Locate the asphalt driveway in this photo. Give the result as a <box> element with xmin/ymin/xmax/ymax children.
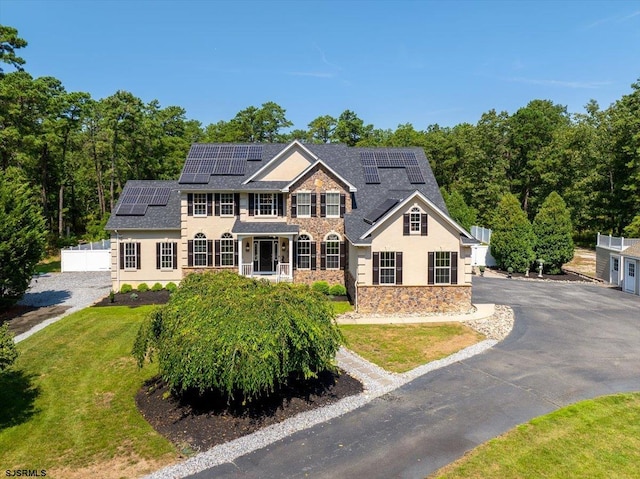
<box><xmin>187</xmin><ymin>277</ymin><xmax>640</xmax><ymax>479</ymax></box>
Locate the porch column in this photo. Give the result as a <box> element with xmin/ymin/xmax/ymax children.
<box><xmin>288</xmin><ymin>234</ymin><xmax>294</xmax><ymax>277</ymax></box>
<box><xmin>237</xmin><ymin>236</ymin><xmax>244</xmax><ymax>276</ymax></box>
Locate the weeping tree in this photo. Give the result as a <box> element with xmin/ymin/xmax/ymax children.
<box><xmin>0</xmin><ymin>323</ymin><xmax>18</xmax><ymax>372</ymax></box>
<box><xmin>490</xmin><ymin>193</ymin><xmax>536</xmax><ymax>272</ymax></box>
<box><xmin>533</xmin><ymin>192</ymin><xmax>574</xmax><ymax>274</ymax></box>
<box><xmin>133</xmin><ymin>272</ymin><xmax>344</xmax><ymax>403</ymax></box>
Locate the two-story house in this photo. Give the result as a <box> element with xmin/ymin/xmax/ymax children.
<box><xmin>106</xmin><ymin>141</ymin><xmax>477</xmax><ymax>313</ymax></box>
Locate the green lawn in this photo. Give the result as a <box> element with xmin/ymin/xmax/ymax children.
<box><xmin>433</xmin><ymin>393</ymin><xmax>640</xmax><ymax>479</ymax></box>
<box><xmin>332</xmin><ymin>300</ymin><xmax>353</xmax><ymax>315</ymax></box>
<box><xmin>0</xmin><ymin>306</ymin><xmax>177</xmax><ymax>478</ymax></box>
<box><xmin>35</xmin><ymin>255</ymin><xmax>61</xmax><ymax>274</ymax></box>
<box><xmin>339</xmin><ymin>323</ymin><xmax>485</xmax><ymax>373</ymax></box>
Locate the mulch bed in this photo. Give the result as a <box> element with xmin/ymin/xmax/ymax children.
<box><xmin>486</xmin><ymin>268</ymin><xmax>591</xmax><ymax>282</ymax></box>
<box><xmin>136</xmin><ymin>370</ymin><xmax>363</xmax><ymax>453</ymax></box>
<box><xmin>93</xmin><ymin>290</ymin><xmax>171</xmax><ymax>307</ymax></box>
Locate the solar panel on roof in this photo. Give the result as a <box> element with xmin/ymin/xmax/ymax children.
<box><xmin>247</xmin><ymin>145</ymin><xmax>262</xmax><ymax>160</ymax></box>
<box><xmin>197</xmin><ymin>158</ymin><xmax>215</xmax><ymax>174</ymax></box>
<box><xmin>188</xmin><ymin>144</ymin><xmax>206</xmax><ymax>158</ymax></box>
<box><xmin>213</xmin><ymin>158</ymin><xmax>230</xmax><ymax>175</ymax></box>
<box><xmin>181</xmin><ymin>159</ymin><xmax>199</xmax><ymax>174</ymax></box>
<box><xmin>138</xmin><ymin>187</ymin><xmax>155</xmax><ymax>205</ymax></box>
<box><xmin>406</xmin><ymin>166</ymin><xmax>426</xmax><ymax>184</ymax></box>
<box><xmin>363</xmin><ymin>165</ymin><xmax>381</xmax><ymax>184</ymax></box>
<box><xmin>193</xmin><ymin>173</ymin><xmax>211</xmax><ymax>183</ymax></box>
<box><xmin>360</xmin><ymin>151</ymin><xmax>375</xmax><ymax>161</ymax></box>
<box><xmin>179</xmin><ymin>174</ymin><xmax>196</xmax><ymax>184</ymax></box>
<box><xmin>233</xmin><ymin>145</ymin><xmax>249</xmax><ymax>159</ymax></box>
<box><xmin>150</xmin><ymin>188</ymin><xmax>171</xmax><ymax>206</ymax></box>
<box><xmin>229</xmin><ymin>160</ymin><xmax>246</xmax><ymax>175</ymax></box>
<box><xmin>363</xmin><ymin>198</ymin><xmax>399</xmax><ymax>225</ymax></box>
<box><xmin>402</xmin><ymin>151</ymin><xmax>418</xmax><ymax>164</ymax></box>
<box><xmin>218</xmin><ymin>145</ymin><xmax>234</xmax><ymax>157</ymax></box>
<box><xmin>120</xmin><ymin>187</ymin><xmax>141</xmax><ymax>203</ymax></box>
<box><xmin>130</xmin><ymin>204</ymin><xmax>148</xmax><ymax>215</ymax></box>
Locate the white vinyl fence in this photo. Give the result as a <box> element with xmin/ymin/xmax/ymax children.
<box><xmin>61</xmin><ymin>240</ymin><xmax>111</xmax><ymax>272</ymax></box>
<box><xmin>470</xmin><ymin>226</ymin><xmax>496</xmax><ymax>267</ymax></box>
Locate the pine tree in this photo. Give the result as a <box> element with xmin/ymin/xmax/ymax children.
<box><xmin>441</xmin><ymin>188</ymin><xmax>478</xmax><ymax>231</ymax></box>
<box><xmin>533</xmin><ymin>192</ymin><xmax>574</xmax><ymax>274</ymax></box>
<box><xmin>490</xmin><ymin>193</ymin><xmax>536</xmax><ymax>272</ymax></box>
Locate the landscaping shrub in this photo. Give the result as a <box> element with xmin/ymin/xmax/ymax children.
<box><xmin>490</xmin><ymin>193</ymin><xmax>535</xmax><ymax>272</ymax></box>
<box><xmin>311</xmin><ymin>281</ymin><xmax>330</xmax><ymax>295</ymax></box>
<box><xmin>133</xmin><ymin>271</ymin><xmax>344</xmax><ymax>402</ymax></box>
<box><xmin>151</xmin><ymin>282</ymin><xmax>163</xmax><ymax>292</ymax></box>
<box><xmin>329</xmin><ymin>284</ymin><xmax>347</xmax><ymax>296</ymax></box>
<box><xmin>137</xmin><ymin>283</ymin><xmax>149</xmax><ymax>292</ymax></box>
<box><xmin>165</xmin><ymin>282</ymin><xmax>178</xmax><ymax>293</ymax></box>
<box><xmin>533</xmin><ymin>192</ymin><xmax>574</xmax><ymax>274</ymax></box>
<box><xmin>120</xmin><ymin>284</ymin><xmax>133</xmax><ymax>294</ymax></box>
<box><xmin>0</xmin><ymin>323</ymin><xmax>18</xmax><ymax>372</ymax></box>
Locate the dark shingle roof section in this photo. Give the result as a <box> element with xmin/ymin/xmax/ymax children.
<box><xmin>106</xmin><ymin>180</ymin><xmax>181</xmax><ymax>230</ymax></box>
<box><xmin>232</xmin><ymin>221</ymin><xmax>299</xmax><ymax>235</ymax></box>
<box><xmin>106</xmin><ymin>143</ymin><xmax>449</xmax><ymax>238</ymax></box>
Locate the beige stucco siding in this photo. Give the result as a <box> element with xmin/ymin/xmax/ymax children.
<box><xmin>259</xmin><ymin>149</ymin><xmax>313</xmax><ymax>181</ymax></box>
<box><xmin>359</xmin><ymin>199</ymin><xmax>465</xmax><ymax>286</ymax></box>
<box><xmin>110</xmin><ymin>230</ymin><xmax>182</xmax><ymax>290</ymax></box>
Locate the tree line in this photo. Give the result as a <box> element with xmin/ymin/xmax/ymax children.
<box><xmin>2</xmin><ymin>25</ymin><xmax>640</xmax><ymax>249</ymax></box>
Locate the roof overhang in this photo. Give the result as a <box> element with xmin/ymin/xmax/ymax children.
<box><xmin>359</xmin><ymin>190</ymin><xmax>473</xmax><ymax>240</ymax></box>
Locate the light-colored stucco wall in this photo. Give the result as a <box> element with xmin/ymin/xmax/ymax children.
<box><xmin>259</xmin><ymin>148</ymin><xmax>313</xmax><ymax>181</ymax></box>
<box><xmin>358</xmin><ymin>198</ymin><xmax>466</xmax><ymax>286</ymax></box>
<box><xmin>110</xmin><ymin>230</ymin><xmax>182</xmax><ymax>290</ymax></box>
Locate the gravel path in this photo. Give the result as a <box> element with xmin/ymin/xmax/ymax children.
<box><xmin>14</xmin><ymin>271</ymin><xmax>111</xmax><ymax>343</ymax></box>
<box><xmin>146</xmin><ymin>306</ymin><xmax>514</xmax><ymax>479</ymax></box>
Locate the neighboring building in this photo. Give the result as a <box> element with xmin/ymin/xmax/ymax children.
<box><xmin>106</xmin><ymin>141</ymin><xmax>477</xmax><ymax>313</ymax></box>
<box><xmin>595</xmin><ymin>233</ymin><xmax>640</xmax><ymax>295</ymax></box>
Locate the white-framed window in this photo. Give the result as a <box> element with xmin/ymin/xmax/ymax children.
<box><xmin>124</xmin><ymin>242</ymin><xmax>138</xmax><ymax>270</ymax></box>
<box><xmin>220</xmin><ymin>193</ymin><xmax>235</xmax><ymax>216</ymax></box>
<box><xmin>297</xmin><ymin>234</ymin><xmax>311</xmax><ymax>269</ymax></box>
<box><xmin>379</xmin><ymin>251</ymin><xmax>396</xmax><ymax>284</ymax></box>
<box><xmin>297</xmin><ymin>192</ymin><xmax>311</xmax><ymax>217</ymax></box>
<box><xmin>194</xmin><ymin>233</ymin><xmax>208</xmax><ymax>267</ymax></box>
<box><xmin>435</xmin><ymin>251</ymin><xmax>451</xmax><ymax>284</ymax></box>
<box><xmin>325</xmin><ymin>233</ymin><xmax>340</xmax><ymax>270</ymax></box>
<box><xmin>326</xmin><ymin>192</ymin><xmax>340</xmax><ymax>218</ymax></box>
<box><xmin>410</xmin><ymin>207</ymin><xmax>421</xmax><ymax>233</ymax></box>
<box><xmin>257</xmin><ymin>193</ymin><xmax>276</xmax><ymax>216</ymax></box>
<box><xmin>193</xmin><ymin>193</ymin><xmax>207</xmax><ymax>217</ymax></box>
<box><xmin>630</xmin><ymin>262</ymin><xmax>636</xmax><ymax>278</ymax></box>
<box><xmin>613</xmin><ymin>257</ymin><xmax>619</xmax><ymax>272</ymax></box>
<box><xmin>221</xmin><ymin>232</ymin><xmax>234</xmax><ymax>266</ymax></box>
<box><xmin>159</xmin><ymin>242</ymin><xmax>174</xmax><ymax>269</ymax></box>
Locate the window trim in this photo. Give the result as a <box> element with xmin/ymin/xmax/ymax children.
<box><xmin>434</xmin><ymin>251</ymin><xmax>451</xmax><ymax>284</ymax></box>
<box><xmin>122</xmin><ymin>242</ymin><xmax>139</xmax><ymax>270</ymax></box>
<box><xmin>193</xmin><ymin>233</ymin><xmax>208</xmax><ymax>267</ymax></box>
<box><xmin>219</xmin><ymin>193</ymin><xmax>235</xmax><ymax>217</ymax></box>
<box><xmin>325</xmin><ymin>191</ymin><xmax>340</xmax><ymax>218</ymax></box>
<box><xmin>158</xmin><ymin>242</ymin><xmax>176</xmax><ymax>270</ymax></box>
<box><xmin>296</xmin><ymin>234</ymin><xmax>312</xmax><ymax>270</ymax></box>
<box><xmin>192</xmin><ymin>193</ymin><xmax>208</xmax><ymax>217</ymax></box>
<box><xmin>378</xmin><ymin>251</ymin><xmax>396</xmax><ymax>285</ymax></box>
<box><xmin>410</xmin><ymin>207</ymin><xmax>421</xmax><ymax>234</ymax></box>
<box><xmin>296</xmin><ymin>192</ymin><xmax>312</xmax><ymax>218</ymax></box>
<box><xmin>324</xmin><ymin>233</ymin><xmax>341</xmax><ymax>270</ymax></box>
<box><xmin>220</xmin><ymin>233</ymin><xmax>235</xmax><ymax>267</ymax></box>
<box><xmin>256</xmin><ymin>193</ymin><xmax>277</xmax><ymax>216</ymax></box>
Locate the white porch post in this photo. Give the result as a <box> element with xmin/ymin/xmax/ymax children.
<box><xmin>288</xmin><ymin>234</ymin><xmax>293</xmax><ymax>278</ymax></box>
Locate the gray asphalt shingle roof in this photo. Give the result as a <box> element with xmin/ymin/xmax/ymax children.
<box><xmin>106</xmin><ymin>143</ymin><xmax>448</xmax><ymax>237</ymax></box>
<box><xmin>232</xmin><ymin>221</ymin><xmax>299</xmax><ymax>235</ymax></box>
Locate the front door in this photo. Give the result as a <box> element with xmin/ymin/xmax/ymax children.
<box><xmin>254</xmin><ymin>239</ymin><xmax>277</xmax><ymax>273</ymax></box>
<box><xmin>624</xmin><ymin>259</ymin><xmax>636</xmax><ymax>293</ymax></box>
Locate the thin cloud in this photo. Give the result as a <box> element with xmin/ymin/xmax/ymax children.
<box><xmin>584</xmin><ymin>9</ymin><xmax>640</xmax><ymax>29</ymax></box>
<box><xmin>313</xmin><ymin>43</ymin><xmax>342</xmax><ymax>71</ymax></box>
<box><xmin>287</xmin><ymin>71</ymin><xmax>335</xmax><ymax>78</ymax></box>
<box><xmin>505</xmin><ymin>77</ymin><xmax>612</xmax><ymax>89</ymax></box>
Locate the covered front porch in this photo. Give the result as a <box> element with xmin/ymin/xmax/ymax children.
<box><xmin>233</xmin><ymin>221</ymin><xmax>299</xmax><ymax>283</ymax></box>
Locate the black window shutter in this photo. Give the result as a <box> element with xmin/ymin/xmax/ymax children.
<box><xmin>187</xmin><ymin>193</ymin><xmax>193</xmax><ymax>216</ymax></box>
<box><xmin>172</xmin><ymin>242</ymin><xmax>178</xmax><ymax>269</ymax></box>
<box><xmin>403</xmin><ymin>214</ymin><xmax>410</xmax><ymax>236</ymax></box>
<box><xmin>340</xmin><ymin>242</ymin><xmax>346</xmax><ymax>270</ymax></box>
<box><xmin>234</xmin><ymin>193</ymin><xmax>240</xmax><ymax>216</ymax></box>
<box><xmin>428</xmin><ymin>252</ymin><xmax>435</xmax><ymax>285</ymax></box>
<box><xmin>340</xmin><ymin>194</ymin><xmax>346</xmax><ymax>217</ymax></box>
<box><xmin>119</xmin><ymin>243</ymin><xmax>124</xmax><ymax>270</ymax></box>
<box><xmin>214</xmin><ymin>240</ymin><xmax>221</xmax><ymax>267</ymax></box>
<box><xmin>372</xmin><ymin>252</ymin><xmax>380</xmax><ymax>285</ymax></box>
<box><xmin>214</xmin><ymin>193</ymin><xmax>220</xmax><ymax>216</ymax></box>
<box><xmin>234</xmin><ymin>241</ymin><xmax>238</xmax><ymax>266</ymax></box>
<box><xmin>310</xmin><ymin>193</ymin><xmax>317</xmax><ymax>217</ymax></box>
<box><xmin>206</xmin><ymin>240</ymin><xmax>213</xmax><ymax>267</ymax></box>
<box><xmin>293</xmin><ymin>241</ymin><xmax>298</xmax><ymax>270</ymax></box>
<box><xmin>291</xmin><ymin>194</ymin><xmax>297</xmax><ymax>218</ymax></box>
<box><xmin>421</xmin><ymin>214</ymin><xmax>428</xmax><ymax>236</ymax></box>
<box><xmin>206</xmin><ymin>193</ymin><xmax>213</xmax><ymax>216</ymax></box>
<box><xmin>277</xmin><ymin>194</ymin><xmax>284</xmax><ymax>217</ymax></box>
<box><xmin>451</xmin><ymin>252</ymin><xmax>458</xmax><ymax>284</ymax></box>
<box><xmin>156</xmin><ymin>243</ymin><xmax>160</xmax><ymax>269</ymax></box>
<box><xmin>187</xmin><ymin>240</ymin><xmax>193</xmax><ymax>267</ymax></box>
<box><xmin>320</xmin><ymin>242</ymin><xmax>326</xmax><ymax>270</ymax></box>
<box><xmin>320</xmin><ymin>193</ymin><xmax>326</xmax><ymax>217</ymax></box>
<box><xmin>136</xmin><ymin>242</ymin><xmax>141</xmax><ymax>269</ymax></box>
<box><xmin>310</xmin><ymin>241</ymin><xmax>317</xmax><ymax>270</ymax></box>
<box><xmin>396</xmin><ymin>252</ymin><xmax>403</xmax><ymax>285</ymax></box>
<box><xmin>248</xmin><ymin>193</ymin><xmax>255</xmax><ymax>216</ymax></box>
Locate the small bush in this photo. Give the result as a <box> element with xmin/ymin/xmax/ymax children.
<box><xmin>0</xmin><ymin>323</ymin><xmax>18</xmax><ymax>373</ymax></box>
<box><xmin>108</xmin><ymin>290</ymin><xmax>115</xmax><ymax>303</ymax></box>
<box><xmin>329</xmin><ymin>284</ymin><xmax>347</xmax><ymax>296</ymax></box>
<box><xmin>130</xmin><ymin>292</ymin><xmax>139</xmax><ymax>300</ymax></box>
<box><xmin>133</xmin><ymin>272</ymin><xmax>343</xmax><ymax>403</ymax></box>
<box><xmin>137</xmin><ymin>283</ymin><xmax>149</xmax><ymax>292</ymax></box>
<box><xmin>165</xmin><ymin>282</ymin><xmax>178</xmax><ymax>293</ymax></box>
<box><xmin>120</xmin><ymin>284</ymin><xmax>133</xmax><ymax>294</ymax></box>
<box><xmin>311</xmin><ymin>281</ymin><xmax>330</xmax><ymax>295</ymax></box>
<box><xmin>151</xmin><ymin>282</ymin><xmax>163</xmax><ymax>292</ymax></box>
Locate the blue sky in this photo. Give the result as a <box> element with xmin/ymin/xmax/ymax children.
<box><xmin>2</xmin><ymin>0</ymin><xmax>640</xmax><ymax>130</ymax></box>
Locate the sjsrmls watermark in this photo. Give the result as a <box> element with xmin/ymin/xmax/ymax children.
<box><xmin>5</xmin><ymin>471</ymin><xmax>46</xmax><ymax>477</ymax></box>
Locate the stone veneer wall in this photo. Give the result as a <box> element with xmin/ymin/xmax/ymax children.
<box><xmin>293</xmin><ymin>269</ymin><xmax>345</xmax><ymax>286</ymax></box>
<box><xmin>356</xmin><ymin>285</ymin><xmax>472</xmax><ymax>314</ymax></box>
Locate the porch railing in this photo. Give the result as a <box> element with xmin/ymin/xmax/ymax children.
<box><xmin>241</xmin><ymin>263</ymin><xmax>253</xmax><ymax>277</ymax></box>
<box><xmin>277</xmin><ymin>263</ymin><xmax>292</xmax><ymax>282</ymax></box>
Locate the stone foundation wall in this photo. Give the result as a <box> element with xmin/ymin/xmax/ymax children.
<box><xmin>293</xmin><ymin>269</ymin><xmax>345</xmax><ymax>286</ymax></box>
<box><xmin>356</xmin><ymin>285</ymin><xmax>472</xmax><ymax>314</ymax></box>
